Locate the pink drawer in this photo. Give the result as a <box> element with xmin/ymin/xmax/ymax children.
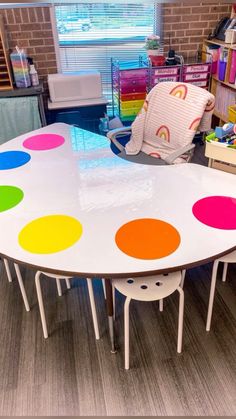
<box><xmin>152</xmin><ymin>67</ymin><xmax>179</xmax><ymax>76</ymax></box>
<box><xmin>188</xmin><ymin>80</ymin><xmax>208</xmax><ymax>88</ymax></box>
<box><xmin>183</xmin><ymin>73</ymin><xmax>208</xmax><ymax>81</ymax></box>
<box><xmin>184</xmin><ymin>64</ymin><xmax>211</xmax><ymax>73</ymax></box>
<box><xmin>119</xmin><ymin>69</ymin><xmax>148</xmax><ymax>79</ymax></box>
<box><xmin>120</xmin><ymin>84</ymin><xmax>147</xmax><ymax>94</ymax></box>
<box><xmin>119</xmin><ymin>79</ymin><xmax>147</xmax><ymax>94</ymax></box>
<box><xmin>152</xmin><ymin>75</ymin><xmax>180</xmax><ymax>84</ymax></box>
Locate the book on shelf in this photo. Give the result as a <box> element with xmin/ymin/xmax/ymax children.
<box><xmin>215</xmin><ymin>83</ymin><xmax>236</xmax><ymax>119</ymax></box>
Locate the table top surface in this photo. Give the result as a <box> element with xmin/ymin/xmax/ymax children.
<box><xmin>0</xmin><ymin>123</ymin><xmax>235</xmax><ymax>278</ymax></box>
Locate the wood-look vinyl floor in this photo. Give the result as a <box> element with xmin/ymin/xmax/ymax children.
<box><xmin>0</xmin><ymin>143</ymin><xmax>235</xmax><ymax>416</ymax></box>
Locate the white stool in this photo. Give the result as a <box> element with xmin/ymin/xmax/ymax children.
<box><xmin>35</xmin><ymin>271</ymin><xmax>100</xmax><ymax>340</ymax></box>
<box><xmin>113</xmin><ymin>272</ymin><xmax>184</xmax><ymax>370</ymax></box>
<box><xmin>2</xmin><ymin>259</ymin><xmax>71</xmax><ymax>313</ymax></box>
<box><xmin>206</xmin><ymin>250</ymin><xmax>236</xmax><ymax>332</ymax></box>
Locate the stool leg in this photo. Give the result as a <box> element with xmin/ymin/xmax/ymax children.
<box><xmin>159</xmin><ymin>299</ymin><xmax>163</xmax><ymax>312</ymax></box>
<box><xmin>177</xmin><ymin>286</ymin><xmax>184</xmax><ymax>353</ymax></box>
<box><xmin>222</xmin><ymin>262</ymin><xmax>228</xmax><ymax>283</ymax></box>
<box><xmin>180</xmin><ymin>269</ymin><xmax>186</xmax><ymax>288</ymax></box>
<box><xmin>65</xmin><ymin>278</ymin><xmax>71</xmax><ymax>289</ymax></box>
<box><xmin>206</xmin><ymin>260</ymin><xmax>219</xmax><ymax>332</ymax></box>
<box><xmin>56</xmin><ymin>278</ymin><xmax>62</xmax><ymax>297</ymax></box>
<box><xmin>35</xmin><ymin>271</ymin><xmax>48</xmax><ymax>339</ymax></box>
<box><xmin>14</xmin><ymin>263</ymin><xmax>30</xmax><ymax>312</ymax></box>
<box><xmin>102</xmin><ymin>278</ymin><xmax>106</xmax><ymax>299</ymax></box>
<box><xmin>124</xmin><ymin>297</ymin><xmax>131</xmax><ymax>370</ymax></box>
<box><xmin>86</xmin><ymin>278</ymin><xmax>100</xmax><ymax>340</ymax></box>
<box><xmin>112</xmin><ymin>284</ymin><xmax>116</xmax><ymax>320</ymax></box>
<box><xmin>3</xmin><ymin>259</ymin><xmax>13</xmax><ymax>283</ymax></box>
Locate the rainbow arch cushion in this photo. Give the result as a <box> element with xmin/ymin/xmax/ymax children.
<box><xmin>125</xmin><ymin>81</ymin><xmax>215</xmax><ymax>163</ymax></box>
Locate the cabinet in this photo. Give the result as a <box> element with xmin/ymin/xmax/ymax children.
<box><xmin>203</xmin><ymin>38</ymin><xmax>236</xmax><ymax>124</ymax></box>
<box><xmin>0</xmin><ymin>15</ymin><xmax>13</xmax><ymax>91</ymax></box>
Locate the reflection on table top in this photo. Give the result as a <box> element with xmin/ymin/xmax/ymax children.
<box><xmin>0</xmin><ymin>122</ymin><xmax>235</xmax><ymax>278</ymax></box>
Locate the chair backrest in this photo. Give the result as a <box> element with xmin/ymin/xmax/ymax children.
<box><xmin>126</xmin><ymin>82</ymin><xmax>215</xmax><ymax>162</ymax></box>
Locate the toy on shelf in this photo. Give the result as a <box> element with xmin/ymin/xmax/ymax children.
<box><xmin>206</xmin><ymin>122</ymin><xmax>236</xmax><ymax>148</ymax></box>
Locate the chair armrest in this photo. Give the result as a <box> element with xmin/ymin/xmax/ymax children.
<box><xmin>164</xmin><ymin>143</ymin><xmax>195</xmax><ymax>165</ymax></box>
<box><xmin>106</xmin><ymin>127</ymin><xmax>132</xmax><ymax>152</ymax></box>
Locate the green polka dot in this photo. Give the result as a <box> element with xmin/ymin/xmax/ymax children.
<box><xmin>0</xmin><ymin>186</ymin><xmax>24</xmax><ymax>212</ymax></box>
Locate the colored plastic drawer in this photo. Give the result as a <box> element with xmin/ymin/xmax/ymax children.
<box><xmin>183</xmin><ymin>72</ymin><xmax>208</xmax><ymax>81</ymax></box>
<box><xmin>152</xmin><ymin>67</ymin><xmax>179</xmax><ymax>76</ymax></box>
<box><xmin>119</xmin><ymin>69</ymin><xmax>148</xmax><ymax>79</ymax></box>
<box><xmin>152</xmin><ymin>75</ymin><xmax>179</xmax><ymax>84</ymax></box>
<box><xmin>188</xmin><ymin>80</ymin><xmax>208</xmax><ymax>87</ymax></box>
<box><xmin>120</xmin><ymin>108</ymin><xmax>140</xmax><ymax>117</ymax></box>
<box><xmin>120</xmin><ymin>99</ymin><xmax>144</xmax><ymax>109</ymax></box>
<box><xmin>120</xmin><ymin>83</ymin><xmax>147</xmax><ymax>94</ymax></box>
<box><xmin>120</xmin><ymin>92</ymin><xmax>146</xmax><ymax>101</ymax></box>
<box><xmin>184</xmin><ymin>64</ymin><xmax>210</xmax><ymax>73</ymax></box>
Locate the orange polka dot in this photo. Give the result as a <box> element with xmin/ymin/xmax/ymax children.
<box><xmin>115</xmin><ymin>218</ymin><xmax>181</xmax><ymax>260</ymax></box>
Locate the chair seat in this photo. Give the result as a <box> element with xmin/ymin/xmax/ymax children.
<box><xmin>113</xmin><ymin>272</ymin><xmax>182</xmax><ymax>301</ymax></box>
<box><xmin>114</xmin><ymin>150</ymin><xmax>168</xmax><ymax>165</ymax></box>
<box><xmin>41</xmin><ymin>271</ymin><xmax>72</xmax><ymax>280</ymax></box>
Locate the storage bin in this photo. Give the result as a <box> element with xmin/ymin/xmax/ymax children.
<box><xmin>120</xmin><ymin>92</ymin><xmax>146</xmax><ymax>101</ymax></box>
<box><xmin>119</xmin><ymin>99</ymin><xmax>145</xmax><ymax>110</ymax></box>
<box><xmin>228</xmin><ymin>104</ymin><xmax>236</xmax><ymax>123</ymax></box>
<box><xmin>152</xmin><ymin>75</ymin><xmax>179</xmax><ymax>84</ymax></box>
<box><xmin>10</xmin><ymin>49</ymin><xmax>31</xmax><ymax>88</ymax></box>
<box><xmin>119</xmin><ymin>69</ymin><xmax>148</xmax><ymax>79</ymax></box>
<box><xmin>153</xmin><ymin>67</ymin><xmax>178</xmax><ymax>75</ymax></box>
<box><xmin>183</xmin><ymin>64</ymin><xmax>210</xmax><ymax>73</ymax></box>
<box><xmin>183</xmin><ymin>72</ymin><xmax>208</xmax><ymax>81</ymax></box>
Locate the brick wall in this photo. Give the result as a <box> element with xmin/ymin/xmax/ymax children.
<box><xmin>163</xmin><ymin>2</ymin><xmax>232</xmax><ymax>58</ymax></box>
<box><xmin>0</xmin><ymin>6</ymin><xmax>57</xmax><ymax>90</ymax></box>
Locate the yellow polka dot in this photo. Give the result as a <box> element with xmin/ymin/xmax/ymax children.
<box><xmin>19</xmin><ymin>215</ymin><xmax>83</xmax><ymax>254</ymax></box>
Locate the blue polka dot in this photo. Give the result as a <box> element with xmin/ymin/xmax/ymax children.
<box><xmin>0</xmin><ymin>151</ymin><xmax>31</xmax><ymax>170</ymax></box>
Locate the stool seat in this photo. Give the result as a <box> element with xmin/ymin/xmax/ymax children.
<box><xmin>216</xmin><ymin>250</ymin><xmax>236</xmax><ymax>263</ymax></box>
<box><xmin>113</xmin><ymin>272</ymin><xmax>182</xmax><ymax>302</ymax></box>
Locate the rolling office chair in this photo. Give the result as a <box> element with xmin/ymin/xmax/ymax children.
<box><xmin>107</xmin><ymin>82</ymin><xmax>215</xmax><ymax>165</ymax></box>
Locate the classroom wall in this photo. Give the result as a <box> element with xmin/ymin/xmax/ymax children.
<box><xmin>163</xmin><ymin>2</ymin><xmax>232</xmax><ymax>58</ymax></box>
<box><xmin>0</xmin><ymin>2</ymin><xmax>233</xmax><ymax>87</ymax></box>
<box><xmin>0</xmin><ymin>6</ymin><xmax>57</xmax><ymax>87</ymax></box>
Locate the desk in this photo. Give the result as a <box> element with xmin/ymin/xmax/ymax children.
<box><xmin>0</xmin><ymin>82</ymin><xmax>46</xmax><ymax>126</ymax></box>
<box><xmin>0</xmin><ymin>123</ymin><xmax>235</xmax><ymax>351</ymax></box>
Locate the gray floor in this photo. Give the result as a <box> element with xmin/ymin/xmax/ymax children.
<box><xmin>0</xmin><ymin>143</ymin><xmax>235</xmax><ymax>416</ymax></box>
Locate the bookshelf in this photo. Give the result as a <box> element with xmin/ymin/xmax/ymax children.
<box><xmin>203</xmin><ymin>38</ymin><xmax>236</xmax><ymax>125</ymax></box>
<box><xmin>0</xmin><ymin>15</ymin><xmax>13</xmax><ymax>91</ymax></box>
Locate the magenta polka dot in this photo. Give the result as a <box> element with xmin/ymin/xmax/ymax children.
<box><xmin>192</xmin><ymin>196</ymin><xmax>236</xmax><ymax>230</ymax></box>
<box><xmin>23</xmin><ymin>134</ymin><xmax>65</xmax><ymax>151</ymax></box>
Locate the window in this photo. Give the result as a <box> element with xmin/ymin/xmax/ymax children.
<box><xmin>54</xmin><ymin>2</ymin><xmax>161</xmax><ymax>101</ymax></box>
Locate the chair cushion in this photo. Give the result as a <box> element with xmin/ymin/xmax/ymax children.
<box><xmin>125</xmin><ymin>82</ymin><xmax>215</xmax><ymax>163</ymax></box>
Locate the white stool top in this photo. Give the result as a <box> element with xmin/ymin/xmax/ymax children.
<box><xmin>216</xmin><ymin>250</ymin><xmax>236</xmax><ymax>263</ymax></box>
<box><xmin>113</xmin><ymin>272</ymin><xmax>182</xmax><ymax>301</ymax></box>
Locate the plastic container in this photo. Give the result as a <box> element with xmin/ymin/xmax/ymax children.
<box><xmin>10</xmin><ymin>48</ymin><xmax>31</xmax><ymax>88</ymax></box>
<box><xmin>228</xmin><ymin>104</ymin><xmax>236</xmax><ymax>123</ymax></box>
<box><xmin>29</xmin><ymin>64</ymin><xmax>39</xmax><ymax>87</ymax></box>
<box><xmin>218</xmin><ymin>60</ymin><xmax>227</xmax><ymax>81</ymax></box>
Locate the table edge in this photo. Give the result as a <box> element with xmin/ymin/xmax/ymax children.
<box><xmin>1</xmin><ymin>245</ymin><xmax>236</xmax><ymax>279</ymax></box>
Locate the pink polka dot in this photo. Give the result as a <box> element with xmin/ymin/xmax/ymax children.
<box><xmin>192</xmin><ymin>196</ymin><xmax>236</xmax><ymax>230</ymax></box>
<box><xmin>23</xmin><ymin>134</ymin><xmax>65</xmax><ymax>151</ymax></box>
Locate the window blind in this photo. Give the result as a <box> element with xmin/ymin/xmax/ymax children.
<box><xmin>54</xmin><ymin>2</ymin><xmax>162</xmax><ymax>100</ymax></box>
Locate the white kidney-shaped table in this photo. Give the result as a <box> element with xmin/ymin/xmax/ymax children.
<box><xmin>0</xmin><ymin>122</ymin><xmax>235</xmax><ymax>351</ymax></box>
